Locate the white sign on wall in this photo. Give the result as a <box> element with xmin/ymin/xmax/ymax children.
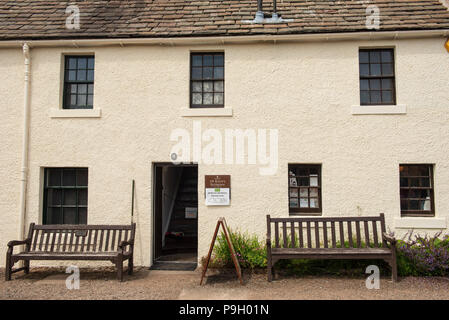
<box><xmin>205</xmin><ymin>175</ymin><xmax>231</xmax><ymax>206</ymax></box>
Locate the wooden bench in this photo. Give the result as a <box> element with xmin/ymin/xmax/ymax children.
<box><xmin>5</xmin><ymin>223</ymin><xmax>136</xmax><ymax>282</ymax></box>
<box><xmin>266</xmin><ymin>214</ymin><xmax>397</xmax><ymax>282</ymax></box>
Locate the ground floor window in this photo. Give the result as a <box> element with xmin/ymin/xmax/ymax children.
<box><xmin>400</xmin><ymin>164</ymin><xmax>434</xmax><ymax>217</ymax></box>
<box><xmin>288</xmin><ymin>164</ymin><xmax>322</xmax><ymax>214</ymax></box>
<box><xmin>43</xmin><ymin>168</ymin><xmax>88</xmax><ymax>224</ymax></box>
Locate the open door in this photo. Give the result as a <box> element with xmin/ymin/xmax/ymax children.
<box><xmin>152</xmin><ymin>163</ymin><xmax>198</xmax><ymax>270</ymax></box>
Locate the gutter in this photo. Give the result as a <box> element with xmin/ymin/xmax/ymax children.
<box><xmin>0</xmin><ymin>29</ymin><xmax>448</xmax><ymax>48</ymax></box>
<box><xmin>19</xmin><ymin>43</ymin><xmax>31</xmax><ymax>240</ymax></box>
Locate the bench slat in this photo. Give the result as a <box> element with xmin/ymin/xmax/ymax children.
<box><xmin>306</xmin><ymin>221</ymin><xmax>312</xmax><ymax>249</ymax></box>
<box><xmin>331</xmin><ymin>221</ymin><xmax>336</xmax><ymax>248</ymax></box>
<box><xmin>347</xmin><ymin>221</ymin><xmax>353</xmax><ymax>248</ymax></box>
<box><xmin>274</xmin><ymin>222</ymin><xmax>279</xmax><ymax>248</ymax></box>
<box><xmin>298</xmin><ymin>221</ymin><xmax>303</xmax><ymax>248</ymax></box>
<box><xmin>323</xmin><ymin>221</ymin><xmax>328</xmax><ymax>248</ymax></box>
<box><xmin>339</xmin><ymin>221</ymin><xmax>344</xmax><ymax>248</ymax></box>
<box><xmin>282</xmin><ymin>222</ymin><xmax>287</xmax><ymax>248</ymax></box>
<box><xmin>372</xmin><ymin>221</ymin><xmax>379</xmax><ymax>247</ymax></box>
<box><xmin>314</xmin><ymin>221</ymin><xmax>320</xmax><ymax>248</ymax></box>
<box><xmin>364</xmin><ymin>221</ymin><xmax>370</xmax><ymax>248</ymax></box>
<box><xmin>355</xmin><ymin>221</ymin><xmax>361</xmax><ymax>248</ymax></box>
<box><xmin>290</xmin><ymin>222</ymin><xmax>295</xmax><ymax>248</ymax></box>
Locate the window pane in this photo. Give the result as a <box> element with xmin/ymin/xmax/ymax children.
<box><xmin>48</xmin><ymin>207</ymin><xmax>62</xmax><ymax>224</ymax></box>
<box><xmin>370</xmin><ymin>64</ymin><xmax>381</xmax><ymax>76</ymax></box>
<box><xmin>360</xmin><ymin>79</ymin><xmax>369</xmax><ymax>90</ymax></box>
<box><xmin>77</xmin><ymin>58</ymin><xmax>87</xmax><ymax>69</ymax></box>
<box><xmin>76</xmin><ymin>169</ymin><xmax>88</xmax><ymax>186</ymax></box>
<box><xmin>203</xmin><ymin>81</ymin><xmax>213</xmax><ymax>92</ymax></box>
<box><xmin>214</xmin><ymin>67</ymin><xmax>224</xmax><ymax>79</ymax></box>
<box><xmin>70</xmin><ymin>84</ymin><xmax>77</xmax><ymax>94</ymax></box>
<box><xmin>370</xmin><ymin>91</ymin><xmax>381</xmax><ymax>104</ymax></box>
<box><xmin>78</xmin><ymin>208</ymin><xmax>88</xmax><ymax>224</ymax></box>
<box><xmin>192</xmin><ymin>55</ymin><xmax>202</xmax><ymax>67</ymax></box>
<box><xmin>48</xmin><ymin>169</ymin><xmax>61</xmax><ymax>186</ymax></box>
<box><xmin>47</xmin><ymin>189</ymin><xmax>62</xmax><ymax>206</ymax></box>
<box><xmin>88</xmin><ymin>84</ymin><xmax>94</xmax><ymax>95</ymax></box>
<box><xmin>360</xmin><ymin>91</ymin><xmax>370</xmax><ymax>104</ymax></box>
<box><xmin>299</xmin><ymin>198</ymin><xmax>309</xmax><ymax>208</ymax></box>
<box><xmin>87</xmin><ymin>70</ymin><xmax>94</xmax><ymax>81</ymax></box>
<box><xmin>87</xmin><ymin>57</ymin><xmax>95</xmax><ymax>69</ymax></box>
<box><xmin>310</xmin><ymin>198</ymin><xmax>319</xmax><ymax>208</ymax></box>
<box><xmin>214</xmin><ymin>54</ymin><xmax>224</xmax><ymax>66</ymax></box>
<box><xmin>381</xmin><ymin>78</ymin><xmax>392</xmax><ymax>90</ymax></box>
<box><xmin>360</xmin><ymin>64</ymin><xmax>369</xmax><ymax>76</ymax></box>
<box><xmin>310</xmin><ymin>188</ymin><xmax>318</xmax><ymax>197</ymax></box>
<box><xmin>289</xmin><ymin>198</ymin><xmax>298</xmax><ymax>208</ymax></box>
<box><xmin>203</xmin><ymin>55</ymin><xmax>213</xmax><ymax>66</ymax></box>
<box><xmin>191</xmin><ymin>67</ymin><xmax>202</xmax><ymax>80</ymax></box>
<box><xmin>382</xmin><ymin>91</ymin><xmax>392</xmax><ymax>104</ymax></box>
<box><xmin>64</xmin><ymin>189</ymin><xmax>77</xmax><ymax>206</ymax></box>
<box><xmin>78</xmin><ymin>189</ymin><xmax>88</xmax><ymax>206</ymax></box>
<box><xmin>299</xmin><ymin>188</ymin><xmax>308</xmax><ymax>197</ymax></box>
<box><xmin>214</xmin><ymin>93</ymin><xmax>223</xmax><ymax>105</ymax></box>
<box><xmin>63</xmin><ymin>208</ymin><xmax>77</xmax><ymax>224</ymax></box>
<box><xmin>369</xmin><ymin>51</ymin><xmax>381</xmax><ymax>63</ymax></box>
<box><xmin>310</xmin><ymin>175</ymin><xmax>318</xmax><ymax>187</ymax></box>
<box><xmin>68</xmin><ymin>70</ymin><xmax>76</xmax><ymax>81</ymax></box>
<box><xmin>70</xmin><ymin>94</ymin><xmax>77</xmax><ymax>106</ymax></box>
<box><xmin>68</xmin><ymin>58</ymin><xmax>77</xmax><ymax>69</ymax></box>
<box><xmin>214</xmin><ymin>81</ymin><xmax>224</xmax><ymax>92</ymax></box>
<box><xmin>78</xmin><ymin>84</ymin><xmax>87</xmax><ymax>94</ymax></box>
<box><xmin>203</xmin><ymin>67</ymin><xmax>213</xmax><ymax>79</ymax></box>
<box><xmin>192</xmin><ymin>93</ymin><xmax>202</xmax><ymax>105</ymax></box>
<box><xmin>77</xmin><ymin>69</ymin><xmax>86</xmax><ymax>81</ymax></box>
<box><xmin>359</xmin><ymin>51</ymin><xmax>369</xmax><ymax>63</ymax></box>
<box><xmin>192</xmin><ymin>81</ymin><xmax>202</xmax><ymax>93</ymax></box>
<box><xmin>87</xmin><ymin>95</ymin><xmax>93</xmax><ymax>106</ymax></box>
<box><xmin>381</xmin><ymin>50</ymin><xmax>392</xmax><ymax>63</ymax></box>
<box><xmin>62</xmin><ymin>169</ymin><xmax>76</xmax><ymax>186</ymax></box>
<box><xmin>77</xmin><ymin>94</ymin><xmax>87</xmax><ymax>106</ymax></box>
<box><xmin>203</xmin><ymin>93</ymin><xmax>213</xmax><ymax>104</ymax></box>
<box><xmin>382</xmin><ymin>63</ymin><xmax>393</xmax><ymax>76</ymax></box>
<box><xmin>299</xmin><ymin>178</ymin><xmax>309</xmax><ymax>186</ymax></box>
<box><xmin>369</xmin><ymin>79</ymin><xmax>380</xmax><ymax>90</ymax></box>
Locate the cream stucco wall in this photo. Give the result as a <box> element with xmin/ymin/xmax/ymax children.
<box><xmin>1</xmin><ymin>37</ymin><xmax>448</xmax><ymax>267</ymax></box>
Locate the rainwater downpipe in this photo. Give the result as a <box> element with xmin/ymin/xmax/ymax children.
<box><xmin>19</xmin><ymin>42</ymin><xmax>31</xmax><ymax>241</ymax></box>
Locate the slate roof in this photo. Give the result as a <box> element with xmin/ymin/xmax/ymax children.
<box><xmin>1</xmin><ymin>0</ymin><xmax>449</xmax><ymax>40</ymax></box>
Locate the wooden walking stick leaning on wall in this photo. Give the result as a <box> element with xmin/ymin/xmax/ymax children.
<box><xmin>200</xmin><ymin>217</ymin><xmax>243</xmax><ymax>285</ymax></box>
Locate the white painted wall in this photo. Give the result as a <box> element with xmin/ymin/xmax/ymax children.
<box><xmin>1</xmin><ymin>37</ymin><xmax>448</xmax><ymax>267</ymax></box>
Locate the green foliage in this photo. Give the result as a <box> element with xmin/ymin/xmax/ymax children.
<box><xmin>212</xmin><ymin>229</ymin><xmax>267</xmax><ymax>269</ymax></box>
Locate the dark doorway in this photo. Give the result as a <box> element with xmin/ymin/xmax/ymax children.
<box><xmin>152</xmin><ymin>163</ymin><xmax>198</xmax><ymax>270</ymax></box>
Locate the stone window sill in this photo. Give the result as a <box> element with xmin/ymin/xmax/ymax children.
<box><xmin>394</xmin><ymin>217</ymin><xmax>446</xmax><ymax>229</ymax></box>
<box><xmin>181</xmin><ymin>108</ymin><xmax>233</xmax><ymax>117</ymax></box>
<box><xmin>351</xmin><ymin>104</ymin><xmax>406</xmax><ymax>115</ymax></box>
<box><xmin>50</xmin><ymin>108</ymin><xmax>102</xmax><ymax>118</ymax></box>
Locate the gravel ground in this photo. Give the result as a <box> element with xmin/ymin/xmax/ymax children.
<box><xmin>1</xmin><ymin>267</ymin><xmax>449</xmax><ymax>300</ymax></box>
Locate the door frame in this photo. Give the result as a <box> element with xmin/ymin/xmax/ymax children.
<box><xmin>151</xmin><ymin>162</ymin><xmax>198</xmax><ymax>265</ymax></box>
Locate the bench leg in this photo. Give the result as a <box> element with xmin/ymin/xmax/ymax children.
<box><xmin>116</xmin><ymin>257</ymin><xmax>124</xmax><ymax>282</ymax></box>
<box><xmin>267</xmin><ymin>262</ymin><xmax>272</xmax><ymax>282</ymax></box>
<box><xmin>24</xmin><ymin>260</ymin><xmax>30</xmax><ymax>274</ymax></box>
<box><xmin>5</xmin><ymin>252</ymin><xmax>12</xmax><ymax>281</ymax></box>
<box><xmin>128</xmin><ymin>255</ymin><xmax>133</xmax><ymax>275</ymax></box>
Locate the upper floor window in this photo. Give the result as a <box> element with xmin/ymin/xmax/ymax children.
<box><xmin>63</xmin><ymin>56</ymin><xmax>95</xmax><ymax>109</ymax></box>
<box><xmin>359</xmin><ymin>49</ymin><xmax>396</xmax><ymax>105</ymax></box>
<box><xmin>400</xmin><ymin>164</ymin><xmax>434</xmax><ymax>217</ymax></box>
<box><xmin>289</xmin><ymin>164</ymin><xmax>322</xmax><ymax>215</ymax></box>
<box><xmin>43</xmin><ymin>168</ymin><xmax>88</xmax><ymax>224</ymax></box>
<box><xmin>190</xmin><ymin>52</ymin><xmax>224</xmax><ymax>108</ymax></box>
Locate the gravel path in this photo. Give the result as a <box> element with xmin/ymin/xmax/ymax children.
<box><xmin>1</xmin><ymin>267</ymin><xmax>449</xmax><ymax>300</ymax></box>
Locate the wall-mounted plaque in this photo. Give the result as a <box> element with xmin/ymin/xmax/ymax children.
<box><xmin>205</xmin><ymin>175</ymin><xmax>230</xmax><ymax>206</ymax></box>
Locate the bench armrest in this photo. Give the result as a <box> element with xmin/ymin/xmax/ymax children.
<box><xmin>266</xmin><ymin>234</ymin><xmax>271</xmax><ymax>247</ymax></box>
<box><xmin>118</xmin><ymin>240</ymin><xmax>134</xmax><ymax>252</ymax></box>
<box><xmin>382</xmin><ymin>232</ymin><xmax>397</xmax><ymax>245</ymax></box>
<box><xmin>7</xmin><ymin>239</ymin><xmax>30</xmax><ymax>248</ymax></box>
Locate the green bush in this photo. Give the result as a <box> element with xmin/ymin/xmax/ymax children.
<box><xmin>212</xmin><ymin>229</ymin><xmax>267</xmax><ymax>269</ymax></box>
